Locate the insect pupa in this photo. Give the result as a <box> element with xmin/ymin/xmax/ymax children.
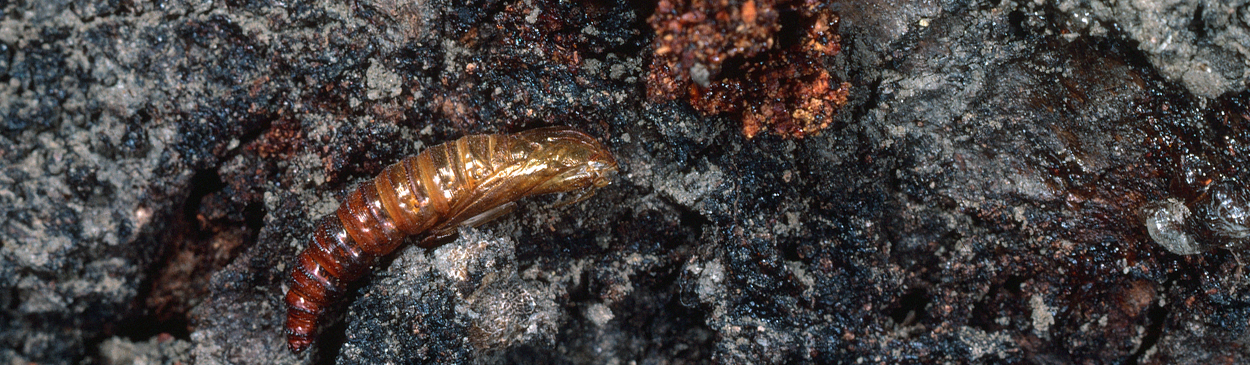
<box><xmin>284</xmin><ymin>126</ymin><xmax>618</xmax><ymax>353</ymax></box>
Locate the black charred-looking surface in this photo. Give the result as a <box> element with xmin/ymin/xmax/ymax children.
<box><xmin>2</xmin><ymin>0</ymin><xmax>1249</xmax><ymax>363</ymax></box>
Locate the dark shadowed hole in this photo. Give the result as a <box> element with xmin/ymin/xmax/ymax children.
<box><xmin>709</xmin><ymin>3</ymin><xmax>815</xmax><ymax>82</ymax></box>
<box><xmin>1188</xmin><ymin>4</ymin><xmax>1207</xmax><ymax>39</ymax></box>
<box><xmin>309</xmin><ymin>267</ymin><xmax>381</xmax><ymax>365</ymax></box>
<box><xmin>183</xmin><ymin>169</ymin><xmax>226</xmax><ymax>222</ymax></box>
<box><xmin>851</xmin><ymin>78</ymin><xmax>883</xmax><ymax>123</ymax></box>
<box><xmin>3</xmin><ymin>287</ymin><xmax>14</xmax><ymax>311</ymax></box>
<box><xmin>312</xmin><ymin>317</ymin><xmax>347</xmax><ymax>365</ymax></box>
<box><xmin>0</xmin><ymin>42</ymin><xmax>10</xmax><ymax>84</ymax></box>
<box><xmin>107</xmin><ymin>236</ymin><xmax>195</xmax><ymax>344</ymax></box>
<box><xmin>629</xmin><ymin>0</ymin><xmax>656</xmax><ymax>22</ymax></box>
<box><xmin>566</xmin><ymin>269</ymin><xmax>594</xmax><ymax>303</ymax></box>
<box><xmin>675</xmin><ymin>205</ymin><xmax>710</xmax><ymax>243</ymax></box>
<box><xmin>774</xmin><ymin>6</ymin><xmax>807</xmax><ymax>50</ymax></box>
<box><xmin>1002</xmin><ymin>275</ymin><xmax>1025</xmax><ymax>294</ymax></box>
<box><xmin>781</xmin><ymin>240</ymin><xmax>803</xmax><ymax>262</ymax></box>
<box><xmin>1007</xmin><ymin>10</ymin><xmax>1027</xmax><ymax>38</ymax></box>
<box><xmin>1128</xmin><ymin>303</ymin><xmax>1169</xmax><ymax>364</ymax></box>
<box><xmin>243</xmin><ymin>202</ymin><xmax>265</xmax><ymax>242</ymax></box>
<box><xmin>113</xmin><ymin>313</ymin><xmax>191</xmax><ymax>342</ymax></box>
<box><xmin>888</xmin><ymin>289</ymin><xmax>930</xmax><ymax>325</ymax></box>
<box><xmin>968</xmin><ymin>275</ymin><xmax>1027</xmax><ymax>331</ymax></box>
<box><xmin>106</xmin><ymin>172</ymin><xmax>230</xmax><ymax>344</ymax></box>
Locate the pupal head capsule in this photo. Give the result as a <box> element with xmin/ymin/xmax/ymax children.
<box><xmin>525</xmin><ymin>127</ymin><xmax>620</xmax><ymax>198</ymax></box>
<box><xmin>580</xmin><ymin>155</ymin><xmax>619</xmax><ymax>190</ymax></box>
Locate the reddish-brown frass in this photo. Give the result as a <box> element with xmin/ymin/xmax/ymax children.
<box><xmin>284</xmin><ymin>127</ymin><xmax>618</xmax><ymax>353</ymax></box>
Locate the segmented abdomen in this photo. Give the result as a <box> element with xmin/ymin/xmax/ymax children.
<box><xmin>284</xmin><ymin>127</ymin><xmax>617</xmax><ymax>354</ymax></box>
